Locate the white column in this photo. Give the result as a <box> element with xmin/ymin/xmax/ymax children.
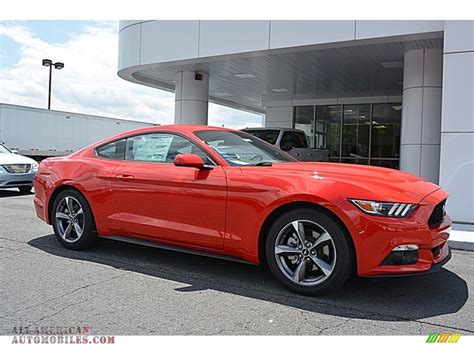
<box><xmin>264</xmin><ymin>106</ymin><xmax>293</xmax><ymax>128</ymax></box>
<box><xmin>174</xmin><ymin>71</ymin><xmax>209</xmax><ymax>125</ymax></box>
<box><xmin>400</xmin><ymin>49</ymin><xmax>443</xmax><ymax>183</ymax></box>
<box><xmin>439</xmin><ymin>21</ymin><xmax>474</xmax><ymax>225</ymax></box>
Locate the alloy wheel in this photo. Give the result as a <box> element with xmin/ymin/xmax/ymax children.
<box><xmin>55</xmin><ymin>196</ymin><xmax>85</xmax><ymax>243</ymax></box>
<box><xmin>274</xmin><ymin>220</ymin><xmax>337</xmax><ymax>286</ymax></box>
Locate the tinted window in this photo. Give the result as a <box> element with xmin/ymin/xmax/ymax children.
<box><xmin>280</xmin><ymin>131</ymin><xmax>308</xmax><ymax>150</ymax></box>
<box><xmin>96</xmin><ymin>139</ymin><xmax>126</xmax><ymax>160</ymax></box>
<box><xmin>294</xmin><ymin>106</ymin><xmax>315</xmax><ymax>148</ymax></box>
<box><xmin>125</xmin><ymin>133</ymin><xmax>212</xmax><ymax>164</ymax></box>
<box><xmin>195</xmin><ymin>130</ymin><xmax>295</xmax><ymax>166</ymax></box>
<box><xmin>242</xmin><ymin>129</ymin><xmax>280</xmax><ymax>145</ymax></box>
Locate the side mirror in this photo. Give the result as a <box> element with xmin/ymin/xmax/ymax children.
<box><xmin>174</xmin><ymin>154</ymin><xmax>212</xmax><ymax>169</ymax></box>
<box><xmin>11</xmin><ymin>149</ymin><xmax>18</xmax><ymax>154</ymax></box>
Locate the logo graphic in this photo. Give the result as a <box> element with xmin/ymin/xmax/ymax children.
<box><xmin>426</xmin><ymin>333</ymin><xmax>461</xmax><ymax>343</ymax></box>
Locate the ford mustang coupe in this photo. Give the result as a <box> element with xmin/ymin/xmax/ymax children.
<box><xmin>33</xmin><ymin>125</ymin><xmax>452</xmax><ymax>295</ymax></box>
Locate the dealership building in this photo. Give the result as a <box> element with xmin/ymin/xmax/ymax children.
<box><xmin>117</xmin><ymin>20</ymin><xmax>474</xmax><ymax>227</ymax></box>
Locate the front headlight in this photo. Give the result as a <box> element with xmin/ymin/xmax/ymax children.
<box><xmin>349</xmin><ymin>199</ymin><xmax>417</xmax><ymax>217</ymax></box>
<box><xmin>32</xmin><ymin>162</ymin><xmax>39</xmax><ymax>172</ymax></box>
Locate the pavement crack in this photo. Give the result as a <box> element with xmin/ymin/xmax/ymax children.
<box><xmin>0</xmin><ymin>272</ymin><xmax>129</xmax><ymax>320</ymax></box>
<box><xmin>28</xmin><ymin>299</ymin><xmax>89</xmax><ymax>327</ymax></box>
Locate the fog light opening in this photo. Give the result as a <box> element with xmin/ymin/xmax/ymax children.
<box><xmin>382</xmin><ymin>245</ymin><xmax>419</xmax><ymax>265</ymax></box>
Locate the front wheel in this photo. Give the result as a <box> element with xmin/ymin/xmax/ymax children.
<box><xmin>265</xmin><ymin>208</ymin><xmax>354</xmax><ymax>296</ymax></box>
<box><xmin>51</xmin><ymin>189</ymin><xmax>97</xmax><ymax>250</ymax></box>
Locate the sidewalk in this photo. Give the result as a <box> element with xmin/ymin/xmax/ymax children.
<box><xmin>449</xmin><ymin>224</ymin><xmax>474</xmax><ymax>251</ymax></box>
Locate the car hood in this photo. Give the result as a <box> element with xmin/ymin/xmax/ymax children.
<box><xmin>0</xmin><ymin>153</ymin><xmax>37</xmax><ymax>165</ymax></box>
<box><xmin>252</xmin><ymin>162</ymin><xmax>440</xmax><ymax>203</ymax></box>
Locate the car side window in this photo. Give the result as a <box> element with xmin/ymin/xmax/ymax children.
<box><xmin>280</xmin><ymin>131</ymin><xmax>308</xmax><ymax>150</ymax></box>
<box><xmin>125</xmin><ymin>133</ymin><xmax>213</xmax><ymax>164</ymax></box>
<box><xmin>95</xmin><ymin>139</ymin><xmax>126</xmax><ymax>160</ymax></box>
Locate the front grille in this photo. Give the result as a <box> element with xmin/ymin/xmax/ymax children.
<box><xmin>428</xmin><ymin>199</ymin><xmax>446</xmax><ymax>228</ymax></box>
<box><xmin>5</xmin><ymin>181</ymin><xmax>32</xmax><ymax>186</ymax></box>
<box><xmin>2</xmin><ymin>164</ymin><xmax>31</xmax><ymax>174</ymax></box>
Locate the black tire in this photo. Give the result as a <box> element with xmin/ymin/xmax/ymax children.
<box><xmin>51</xmin><ymin>188</ymin><xmax>97</xmax><ymax>250</ymax></box>
<box><xmin>265</xmin><ymin>208</ymin><xmax>354</xmax><ymax>296</ymax></box>
<box><xmin>18</xmin><ymin>186</ymin><xmax>32</xmax><ymax>193</ymax></box>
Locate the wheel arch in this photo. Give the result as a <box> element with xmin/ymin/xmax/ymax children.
<box><xmin>47</xmin><ymin>184</ymin><xmax>95</xmax><ymax>227</ymax></box>
<box><xmin>258</xmin><ymin>201</ymin><xmax>357</xmax><ymax>274</ymax></box>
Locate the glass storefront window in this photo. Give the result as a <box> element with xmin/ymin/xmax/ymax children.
<box><xmin>371</xmin><ymin>104</ymin><xmax>401</xmax><ymax>160</ymax></box>
<box><xmin>316</xmin><ymin>105</ymin><xmax>342</xmax><ymax>159</ymax></box>
<box><xmin>293</xmin><ymin>103</ymin><xmax>401</xmax><ymax>169</ymax></box>
<box><xmin>342</xmin><ymin>104</ymin><xmax>370</xmax><ymax>159</ymax></box>
<box><xmin>294</xmin><ymin>106</ymin><xmax>315</xmax><ymax>148</ymax></box>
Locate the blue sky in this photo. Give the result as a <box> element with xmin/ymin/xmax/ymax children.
<box><xmin>0</xmin><ymin>20</ymin><xmax>262</xmax><ymax>127</ymax></box>
<box><xmin>1</xmin><ymin>20</ymin><xmax>92</xmax><ymax>66</ymax></box>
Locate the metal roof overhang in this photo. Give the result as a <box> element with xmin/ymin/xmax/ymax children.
<box><xmin>118</xmin><ymin>32</ymin><xmax>443</xmax><ymax>114</ymax></box>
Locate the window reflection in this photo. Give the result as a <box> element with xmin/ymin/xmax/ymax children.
<box><xmin>342</xmin><ymin>104</ymin><xmax>370</xmax><ymax>159</ymax></box>
<box><xmin>371</xmin><ymin>104</ymin><xmax>401</xmax><ymax>160</ymax></box>
<box><xmin>293</xmin><ymin>103</ymin><xmax>401</xmax><ymax>169</ymax></box>
<box><xmin>316</xmin><ymin>105</ymin><xmax>342</xmax><ymax>158</ymax></box>
<box><xmin>294</xmin><ymin>106</ymin><xmax>315</xmax><ymax>148</ymax></box>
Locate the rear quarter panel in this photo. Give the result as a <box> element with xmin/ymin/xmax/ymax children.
<box><xmin>35</xmin><ymin>156</ymin><xmax>122</xmax><ymax>235</ymax></box>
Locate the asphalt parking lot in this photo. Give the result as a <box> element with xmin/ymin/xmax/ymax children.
<box><xmin>1</xmin><ymin>189</ymin><xmax>473</xmax><ymax>335</ymax></box>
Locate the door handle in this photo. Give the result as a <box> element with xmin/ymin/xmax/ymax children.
<box><xmin>115</xmin><ymin>174</ymin><xmax>135</xmax><ymax>181</ymax></box>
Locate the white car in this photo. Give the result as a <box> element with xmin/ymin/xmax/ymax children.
<box><xmin>0</xmin><ymin>144</ymin><xmax>38</xmax><ymax>193</ymax></box>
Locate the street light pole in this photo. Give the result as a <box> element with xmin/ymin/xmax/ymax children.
<box><xmin>42</xmin><ymin>59</ymin><xmax>64</xmax><ymax>110</ymax></box>
<box><xmin>47</xmin><ymin>63</ymin><xmax>53</xmax><ymax>110</ymax></box>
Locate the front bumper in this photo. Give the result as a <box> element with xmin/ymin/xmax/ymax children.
<box><xmin>362</xmin><ymin>245</ymin><xmax>452</xmax><ymax>278</ymax></box>
<box><xmin>343</xmin><ymin>188</ymin><xmax>452</xmax><ymax>276</ymax></box>
<box><xmin>0</xmin><ymin>170</ymin><xmax>36</xmax><ymax>188</ymax></box>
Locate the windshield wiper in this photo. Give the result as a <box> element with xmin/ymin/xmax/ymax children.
<box><xmin>253</xmin><ymin>162</ymin><xmax>273</xmax><ymax>166</ymax></box>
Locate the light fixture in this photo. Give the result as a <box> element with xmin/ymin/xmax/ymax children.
<box><xmin>169</xmin><ymin>80</ymin><xmax>176</xmax><ymax>84</ymax></box>
<box><xmin>392</xmin><ymin>105</ymin><xmax>402</xmax><ymax>111</ymax></box>
<box><xmin>271</xmin><ymin>88</ymin><xmax>289</xmax><ymax>93</ymax></box>
<box><xmin>380</xmin><ymin>61</ymin><xmax>403</xmax><ymax>69</ymax></box>
<box><xmin>233</xmin><ymin>73</ymin><xmax>257</xmax><ymax>79</ymax></box>
<box><xmin>214</xmin><ymin>92</ymin><xmax>232</xmax><ymax>97</ymax></box>
<box><xmin>42</xmin><ymin>59</ymin><xmax>52</xmax><ymax>67</ymax></box>
<box><xmin>41</xmin><ymin>58</ymin><xmax>65</xmax><ymax>110</ymax></box>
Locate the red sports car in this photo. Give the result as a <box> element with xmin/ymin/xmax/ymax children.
<box><xmin>33</xmin><ymin>125</ymin><xmax>452</xmax><ymax>295</ymax></box>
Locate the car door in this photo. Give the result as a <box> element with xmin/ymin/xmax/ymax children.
<box><xmin>111</xmin><ymin>132</ymin><xmax>227</xmax><ymax>250</ymax></box>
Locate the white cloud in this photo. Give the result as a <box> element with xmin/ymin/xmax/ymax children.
<box><xmin>0</xmin><ymin>21</ymin><xmax>263</xmax><ymax>128</ymax></box>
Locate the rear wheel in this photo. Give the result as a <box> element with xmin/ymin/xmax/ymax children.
<box><xmin>18</xmin><ymin>186</ymin><xmax>32</xmax><ymax>193</ymax></box>
<box><xmin>51</xmin><ymin>189</ymin><xmax>97</xmax><ymax>250</ymax></box>
<box><xmin>265</xmin><ymin>208</ymin><xmax>354</xmax><ymax>296</ymax></box>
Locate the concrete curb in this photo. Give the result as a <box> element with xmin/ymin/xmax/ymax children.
<box><xmin>449</xmin><ymin>229</ymin><xmax>474</xmax><ymax>252</ymax></box>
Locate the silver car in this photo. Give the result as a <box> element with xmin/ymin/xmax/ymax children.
<box><xmin>0</xmin><ymin>144</ymin><xmax>38</xmax><ymax>193</ymax></box>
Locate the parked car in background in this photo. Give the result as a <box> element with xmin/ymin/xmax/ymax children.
<box><xmin>241</xmin><ymin>127</ymin><xmax>329</xmax><ymax>162</ymax></box>
<box><xmin>34</xmin><ymin>125</ymin><xmax>451</xmax><ymax>296</ymax></box>
<box><xmin>0</xmin><ymin>144</ymin><xmax>38</xmax><ymax>193</ymax></box>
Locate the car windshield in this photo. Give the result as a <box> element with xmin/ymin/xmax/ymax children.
<box><xmin>194</xmin><ymin>130</ymin><xmax>296</xmax><ymax>166</ymax></box>
<box><xmin>241</xmin><ymin>129</ymin><xmax>280</xmax><ymax>145</ymax></box>
<box><xmin>0</xmin><ymin>145</ymin><xmax>11</xmax><ymax>154</ymax></box>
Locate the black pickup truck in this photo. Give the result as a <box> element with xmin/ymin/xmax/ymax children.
<box><xmin>241</xmin><ymin>128</ymin><xmax>329</xmax><ymax>162</ymax></box>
